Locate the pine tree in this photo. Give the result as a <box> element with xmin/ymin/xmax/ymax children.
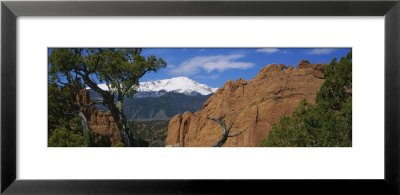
<box><xmin>259</xmin><ymin>50</ymin><xmax>352</xmax><ymax>147</ymax></box>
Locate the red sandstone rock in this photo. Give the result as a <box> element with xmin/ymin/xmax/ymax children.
<box><xmin>166</xmin><ymin>114</ymin><xmax>182</xmax><ymax>146</ymax></box>
<box><xmin>297</xmin><ymin>60</ymin><xmax>312</xmax><ymax>69</ymax></box>
<box><xmin>165</xmin><ymin>61</ymin><xmax>327</xmax><ymax>147</ymax></box>
<box><xmin>77</xmin><ymin>89</ymin><xmax>122</xmax><ymax>145</ymax></box>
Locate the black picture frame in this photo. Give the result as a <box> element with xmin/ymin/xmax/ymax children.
<box><xmin>1</xmin><ymin>0</ymin><xmax>399</xmax><ymax>194</ymax></box>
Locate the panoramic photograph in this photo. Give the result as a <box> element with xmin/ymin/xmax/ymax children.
<box><xmin>48</xmin><ymin>48</ymin><xmax>352</xmax><ymax>147</ymax></box>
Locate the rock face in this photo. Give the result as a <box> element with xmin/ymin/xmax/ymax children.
<box><xmin>76</xmin><ymin>89</ymin><xmax>122</xmax><ymax>145</ymax></box>
<box><xmin>165</xmin><ymin>61</ymin><xmax>327</xmax><ymax>147</ymax></box>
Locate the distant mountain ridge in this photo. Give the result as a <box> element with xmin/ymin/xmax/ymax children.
<box><xmin>91</xmin><ymin>77</ymin><xmax>218</xmax><ymax>98</ymax></box>
<box><xmin>123</xmin><ymin>92</ymin><xmax>212</xmax><ymax>121</ymax></box>
<box><xmin>88</xmin><ymin>77</ymin><xmax>216</xmax><ymax>121</ymax></box>
<box><xmin>90</xmin><ymin>91</ymin><xmax>212</xmax><ymax>121</ymax></box>
<box><xmin>138</xmin><ymin>77</ymin><xmax>218</xmax><ymax>96</ymax></box>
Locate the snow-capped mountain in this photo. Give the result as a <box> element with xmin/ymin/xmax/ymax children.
<box><xmin>88</xmin><ymin>77</ymin><xmax>217</xmax><ymax>120</ymax></box>
<box><xmin>138</xmin><ymin>77</ymin><xmax>218</xmax><ymax>95</ymax></box>
<box><xmin>93</xmin><ymin>77</ymin><xmax>218</xmax><ymax>97</ymax></box>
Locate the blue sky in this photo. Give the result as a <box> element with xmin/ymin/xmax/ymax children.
<box><xmin>140</xmin><ymin>48</ymin><xmax>351</xmax><ymax>88</ymax></box>
<box><xmin>48</xmin><ymin>48</ymin><xmax>351</xmax><ymax>88</ymax></box>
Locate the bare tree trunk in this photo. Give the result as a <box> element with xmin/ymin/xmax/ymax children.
<box><xmin>78</xmin><ymin>111</ymin><xmax>90</xmax><ymax>137</ymax></box>
<box><xmin>80</xmin><ymin>75</ymin><xmax>138</xmax><ymax>146</ymax></box>
<box><xmin>117</xmin><ymin>100</ymin><xmax>136</xmax><ymax>146</ymax></box>
<box><xmin>208</xmin><ymin>117</ymin><xmax>247</xmax><ymax>147</ymax></box>
<box><xmin>106</xmin><ymin>99</ymin><xmax>138</xmax><ymax>147</ymax></box>
<box><xmin>76</xmin><ymin>99</ymin><xmax>99</xmax><ymax>138</ymax></box>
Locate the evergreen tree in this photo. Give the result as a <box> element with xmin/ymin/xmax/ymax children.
<box><xmin>48</xmin><ymin>79</ymin><xmax>82</xmax><ymax>133</ymax></box>
<box><xmin>259</xmin><ymin>50</ymin><xmax>352</xmax><ymax>147</ymax></box>
<box><xmin>48</xmin><ymin>126</ymin><xmax>86</xmax><ymax>147</ymax></box>
<box><xmin>48</xmin><ymin>48</ymin><xmax>166</xmax><ymax>146</ymax></box>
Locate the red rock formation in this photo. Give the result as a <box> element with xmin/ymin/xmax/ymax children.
<box><xmin>165</xmin><ymin>113</ymin><xmax>182</xmax><ymax>146</ymax></box>
<box><xmin>165</xmin><ymin>61</ymin><xmax>327</xmax><ymax>147</ymax></box>
<box><xmin>76</xmin><ymin>89</ymin><xmax>122</xmax><ymax>145</ymax></box>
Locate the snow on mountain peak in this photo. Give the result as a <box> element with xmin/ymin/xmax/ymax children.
<box><xmin>89</xmin><ymin>77</ymin><xmax>218</xmax><ymax>96</ymax></box>
<box><xmin>138</xmin><ymin>77</ymin><xmax>218</xmax><ymax>95</ymax></box>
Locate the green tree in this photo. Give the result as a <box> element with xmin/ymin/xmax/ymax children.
<box><xmin>86</xmin><ymin>130</ymin><xmax>112</xmax><ymax>147</ymax></box>
<box><xmin>48</xmin><ymin>48</ymin><xmax>167</xmax><ymax>146</ymax></box>
<box><xmin>259</xmin><ymin>50</ymin><xmax>352</xmax><ymax>147</ymax></box>
<box><xmin>48</xmin><ymin>126</ymin><xmax>86</xmax><ymax>147</ymax></box>
<box><xmin>48</xmin><ymin>80</ymin><xmax>82</xmax><ymax>136</ymax></box>
<box><xmin>316</xmin><ymin>50</ymin><xmax>352</xmax><ymax>111</ymax></box>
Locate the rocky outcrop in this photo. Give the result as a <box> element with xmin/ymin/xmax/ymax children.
<box><xmin>165</xmin><ymin>114</ymin><xmax>182</xmax><ymax>145</ymax></box>
<box><xmin>76</xmin><ymin>89</ymin><xmax>122</xmax><ymax>145</ymax></box>
<box><xmin>165</xmin><ymin>61</ymin><xmax>327</xmax><ymax>147</ymax></box>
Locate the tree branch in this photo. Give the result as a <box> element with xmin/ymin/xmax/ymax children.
<box><xmin>207</xmin><ymin>117</ymin><xmax>226</xmax><ymax>134</ymax></box>
<box><xmin>78</xmin><ymin>72</ymin><xmax>110</xmax><ymax>100</ymax></box>
<box><xmin>228</xmin><ymin>129</ymin><xmax>248</xmax><ymax>137</ymax></box>
<box><xmin>207</xmin><ymin>116</ymin><xmax>247</xmax><ymax>147</ymax></box>
<box><xmin>228</xmin><ymin>121</ymin><xmax>235</xmax><ymax>131</ymax></box>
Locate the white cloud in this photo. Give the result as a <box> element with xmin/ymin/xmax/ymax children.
<box><xmin>256</xmin><ymin>48</ymin><xmax>279</xmax><ymax>54</ymax></box>
<box><xmin>196</xmin><ymin>74</ymin><xmax>220</xmax><ymax>80</ymax></box>
<box><xmin>306</xmin><ymin>48</ymin><xmax>337</xmax><ymax>55</ymax></box>
<box><xmin>169</xmin><ymin>54</ymin><xmax>254</xmax><ymax>76</ymax></box>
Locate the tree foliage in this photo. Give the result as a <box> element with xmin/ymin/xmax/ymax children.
<box><xmin>260</xmin><ymin>50</ymin><xmax>352</xmax><ymax>147</ymax></box>
<box><xmin>48</xmin><ymin>80</ymin><xmax>84</xmax><ymax>141</ymax></box>
<box><xmin>48</xmin><ymin>48</ymin><xmax>166</xmax><ymax>99</ymax></box>
<box><xmin>48</xmin><ymin>82</ymin><xmax>80</xmax><ymax>133</ymax></box>
<box><xmin>48</xmin><ymin>126</ymin><xmax>86</xmax><ymax>147</ymax></box>
<box><xmin>86</xmin><ymin>130</ymin><xmax>112</xmax><ymax>147</ymax></box>
<box><xmin>48</xmin><ymin>48</ymin><xmax>167</xmax><ymax>147</ymax></box>
<box><xmin>316</xmin><ymin>50</ymin><xmax>352</xmax><ymax>111</ymax></box>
